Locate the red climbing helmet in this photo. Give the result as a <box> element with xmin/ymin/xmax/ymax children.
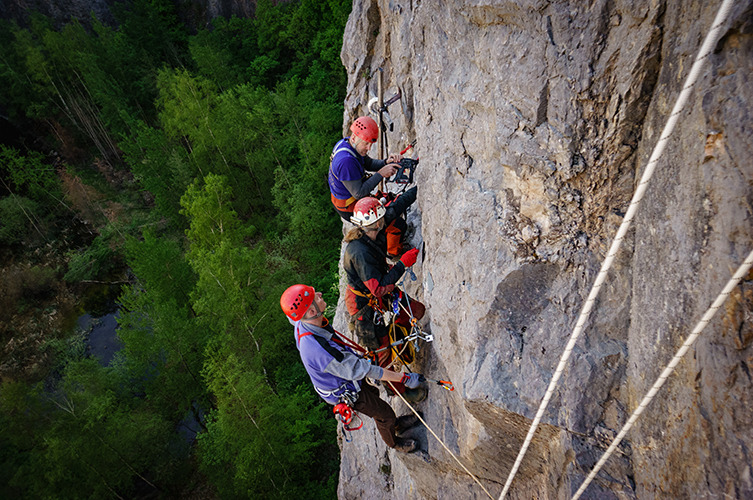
<box><xmin>350</xmin><ymin>116</ymin><xmax>378</xmax><ymax>143</ymax></box>
<box><xmin>350</xmin><ymin>197</ymin><xmax>386</xmax><ymax>227</ymax></box>
<box><xmin>280</xmin><ymin>284</ymin><xmax>315</xmax><ymax>320</ymax></box>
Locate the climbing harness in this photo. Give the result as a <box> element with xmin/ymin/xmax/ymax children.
<box><xmin>326</xmin><ymin>323</ymin><xmax>453</xmax><ymax>443</ymax></box>
<box><xmin>328</xmin><ymin>140</ymin><xmax>358</xmax><ymax>212</ymax></box>
<box><xmin>313</xmin><ymin>382</ymin><xmax>355</xmax><ymax>402</ymax></box>
<box><xmin>352</xmin><ymin>285</ymin><xmax>434</xmax><ymax>372</ymax></box>
<box><xmin>573</xmin><ymin>249</ymin><xmax>753</xmax><ymax>498</ymax></box>
<box><xmin>334</xmin><ymin>293</ymin><xmax>445</xmax><ymax>390</ymax></box>
<box><xmin>498</xmin><ymin>1</ymin><xmax>739</xmax><ymax>497</ymax></box>
<box><xmin>322</xmin><ymin>333</ymin><xmax>367</xmax><ymax>442</ymax></box>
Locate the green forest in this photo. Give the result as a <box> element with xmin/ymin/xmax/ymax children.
<box><xmin>0</xmin><ymin>0</ymin><xmax>351</xmax><ymax>497</ymax></box>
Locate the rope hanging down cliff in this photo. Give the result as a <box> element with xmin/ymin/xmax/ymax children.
<box><xmin>498</xmin><ymin>0</ymin><xmax>739</xmax><ymax>497</ymax></box>
<box><xmin>573</xmin><ymin>248</ymin><xmax>753</xmax><ymax>499</ymax></box>
<box><xmin>386</xmin><ymin>380</ymin><xmax>496</xmax><ymax>500</ymax></box>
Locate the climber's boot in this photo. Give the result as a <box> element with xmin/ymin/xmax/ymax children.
<box><xmin>401</xmin><ymin>386</ymin><xmax>427</xmax><ymax>404</ymax></box>
<box><xmin>393</xmin><ymin>437</ymin><xmax>418</xmax><ymax>453</ymax></box>
<box><xmin>395</xmin><ymin>413</ymin><xmax>421</xmax><ymax>437</ymax></box>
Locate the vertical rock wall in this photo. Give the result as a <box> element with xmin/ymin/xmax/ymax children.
<box><xmin>335</xmin><ymin>1</ymin><xmax>753</xmax><ymax>498</ymax></box>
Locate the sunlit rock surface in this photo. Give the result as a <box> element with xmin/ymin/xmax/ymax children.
<box><xmin>335</xmin><ymin>1</ymin><xmax>753</xmax><ymax>498</ymax></box>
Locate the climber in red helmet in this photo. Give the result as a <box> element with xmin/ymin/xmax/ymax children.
<box><xmin>343</xmin><ymin>196</ymin><xmax>427</xmax><ymax>403</ymax></box>
<box><xmin>281</xmin><ymin>284</ymin><xmax>422</xmax><ymax>453</ymax></box>
<box><xmin>328</xmin><ymin>116</ymin><xmax>413</xmax><ymax>257</ymax></box>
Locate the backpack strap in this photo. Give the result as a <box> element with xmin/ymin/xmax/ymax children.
<box><xmin>329</xmin><ymin>139</ymin><xmax>357</xmax><ymax>181</ymax></box>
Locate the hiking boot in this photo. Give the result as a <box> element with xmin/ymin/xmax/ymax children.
<box><xmin>401</xmin><ymin>386</ymin><xmax>427</xmax><ymax>404</ymax></box>
<box><xmin>393</xmin><ymin>437</ymin><xmax>418</xmax><ymax>453</ymax></box>
<box><xmin>395</xmin><ymin>413</ymin><xmax>421</xmax><ymax>436</ymax></box>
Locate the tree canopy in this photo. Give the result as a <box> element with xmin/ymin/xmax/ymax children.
<box><xmin>0</xmin><ymin>0</ymin><xmax>350</xmax><ymax>496</ymax></box>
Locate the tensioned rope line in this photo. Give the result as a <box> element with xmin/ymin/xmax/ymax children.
<box><xmin>498</xmin><ymin>0</ymin><xmax>737</xmax><ymax>497</ymax></box>
<box><xmin>386</xmin><ymin>381</ymin><xmax>496</xmax><ymax>500</ymax></box>
<box><xmin>572</xmin><ymin>248</ymin><xmax>753</xmax><ymax>499</ymax></box>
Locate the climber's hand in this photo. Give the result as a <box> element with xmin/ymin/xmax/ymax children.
<box><xmin>378</xmin><ymin>164</ymin><xmax>398</xmax><ymax>179</ymax></box>
<box><xmin>401</xmin><ymin>372</ymin><xmax>422</xmax><ymax>389</ymax></box>
<box><xmin>400</xmin><ymin>248</ymin><xmax>419</xmax><ymax>267</ymax></box>
<box><xmin>386</xmin><ymin>153</ymin><xmax>403</xmax><ymax>164</ymax></box>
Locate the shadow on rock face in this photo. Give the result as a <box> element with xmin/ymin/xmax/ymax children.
<box><xmin>488</xmin><ymin>262</ymin><xmax>559</xmax><ymax>336</ymax></box>
<box><xmin>464</xmin><ymin>399</ymin><xmax>560</xmax><ymax>484</ymax></box>
<box><xmin>467</xmin><ymin>262</ymin><xmax>560</xmax><ymax>412</ymax></box>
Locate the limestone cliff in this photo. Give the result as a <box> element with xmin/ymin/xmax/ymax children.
<box><xmin>333</xmin><ymin>1</ymin><xmax>753</xmax><ymax>498</ymax></box>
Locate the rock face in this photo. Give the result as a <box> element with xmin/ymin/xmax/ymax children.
<box><xmin>334</xmin><ymin>1</ymin><xmax>753</xmax><ymax>498</ymax></box>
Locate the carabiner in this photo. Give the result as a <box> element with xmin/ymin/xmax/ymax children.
<box><xmin>373</xmin><ymin>310</ymin><xmax>383</xmax><ymax>325</ymax></box>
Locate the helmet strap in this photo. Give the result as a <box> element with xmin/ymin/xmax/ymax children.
<box><xmin>363</xmin><ymin>218</ymin><xmax>384</xmax><ymax>235</ymax></box>
<box><xmin>303</xmin><ymin>301</ymin><xmax>324</xmax><ymax>322</ymax></box>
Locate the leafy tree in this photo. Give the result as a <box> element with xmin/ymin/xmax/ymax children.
<box><xmin>0</xmin><ymin>196</ymin><xmax>41</xmax><ymax>245</ymax></box>
<box><xmin>156</xmin><ymin>68</ymin><xmax>258</xmax><ymax>212</ymax></box>
<box><xmin>1</xmin><ymin>0</ymin><xmax>353</xmax><ymax>496</ymax></box>
<box><xmin>0</xmin><ymin>145</ymin><xmax>61</xmax><ymax>203</ymax></box>
<box><xmin>113</xmin><ymin>0</ymin><xmax>188</xmax><ymax>70</ymax></box>
<box><xmin>63</xmin><ymin>223</ymin><xmax>122</xmax><ymax>282</ymax></box>
<box><xmin>0</xmin><ymin>359</ymin><xmax>188</xmax><ymax>498</ymax></box>
<box><xmin>0</xmin><ymin>2</ymin><xmax>189</xmax><ymax>158</ymax></box>
<box><xmin>189</xmin><ymin>16</ymin><xmax>258</xmax><ymax>91</ymax></box>
<box><xmin>117</xmin><ymin>231</ymin><xmax>208</xmax><ymax>423</ymax></box>
<box><xmin>121</xmin><ymin>119</ymin><xmax>195</xmax><ymax>221</ymax></box>
<box><xmin>181</xmin><ymin>174</ymin><xmax>338</xmax><ymax>497</ymax></box>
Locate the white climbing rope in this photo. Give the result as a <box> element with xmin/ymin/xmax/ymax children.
<box><xmin>386</xmin><ymin>381</ymin><xmax>496</xmax><ymax>500</ymax></box>
<box><xmin>572</xmin><ymin>248</ymin><xmax>753</xmax><ymax>499</ymax></box>
<box><xmin>498</xmin><ymin>0</ymin><xmax>738</xmax><ymax>497</ymax></box>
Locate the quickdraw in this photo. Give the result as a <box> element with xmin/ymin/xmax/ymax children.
<box><xmin>371</xmin><ymin>328</ymin><xmax>432</xmax><ymax>356</ymax></box>
<box><xmin>419</xmin><ymin>374</ymin><xmax>455</xmax><ymax>392</ymax></box>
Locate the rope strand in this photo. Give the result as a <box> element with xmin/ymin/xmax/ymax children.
<box><xmin>498</xmin><ymin>1</ymin><xmax>737</xmax><ymax>497</ymax></box>
<box><xmin>572</xmin><ymin>248</ymin><xmax>753</xmax><ymax>499</ymax></box>
<box><xmin>387</xmin><ymin>381</ymin><xmax>496</xmax><ymax>500</ymax></box>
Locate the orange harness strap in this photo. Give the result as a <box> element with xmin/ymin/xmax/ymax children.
<box><xmin>348</xmin><ymin>285</ymin><xmax>383</xmax><ymax>311</ymax></box>
<box><xmin>331</xmin><ymin>192</ymin><xmax>356</xmax><ymax>212</ymax></box>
